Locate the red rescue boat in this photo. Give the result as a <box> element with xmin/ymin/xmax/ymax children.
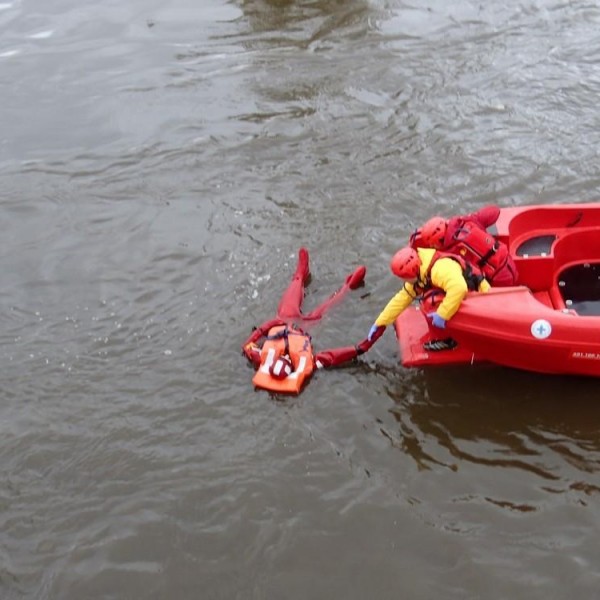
<box><xmin>395</xmin><ymin>203</ymin><xmax>600</xmax><ymax>377</ymax></box>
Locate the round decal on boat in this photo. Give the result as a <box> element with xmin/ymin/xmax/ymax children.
<box><xmin>531</xmin><ymin>319</ymin><xmax>552</xmax><ymax>339</ymax></box>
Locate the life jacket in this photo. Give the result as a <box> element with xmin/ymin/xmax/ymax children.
<box><xmin>411</xmin><ymin>250</ymin><xmax>484</xmax><ymax>297</ymax></box>
<box><xmin>252</xmin><ymin>324</ymin><xmax>314</xmax><ymax>394</ymax></box>
<box><xmin>446</xmin><ymin>219</ymin><xmax>509</xmax><ymax>283</ymax></box>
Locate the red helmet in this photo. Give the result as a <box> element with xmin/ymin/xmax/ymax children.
<box><xmin>269</xmin><ymin>355</ymin><xmax>293</xmax><ymax>380</ymax></box>
<box><xmin>420</xmin><ymin>216</ymin><xmax>448</xmax><ymax>248</ymax></box>
<box><xmin>390</xmin><ymin>247</ymin><xmax>421</xmax><ymax>279</ymax></box>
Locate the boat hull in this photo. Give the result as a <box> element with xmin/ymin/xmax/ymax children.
<box><xmin>395</xmin><ymin>203</ymin><xmax>600</xmax><ymax>377</ymax></box>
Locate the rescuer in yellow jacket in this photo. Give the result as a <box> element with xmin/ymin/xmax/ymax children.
<box><xmin>364</xmin><ymin>246</ymin><xmax>490</xmax><ymax>344</ymax></box>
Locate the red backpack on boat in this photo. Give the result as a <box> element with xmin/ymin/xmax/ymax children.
<box><xmin>446</xmin><ymin>218</ymin><xmax>510</xmax><ymax>283</ymax></box>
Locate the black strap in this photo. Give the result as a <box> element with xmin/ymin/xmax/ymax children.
<box><xmin>266</xmin><ymin>327</ymin><xmax>309</xmax><ymax>341</ymax></box>
<box><xmin>266</xmin><ymin>328</ymin><xmax>288</xmax><ymax>341</ymax></box>
<box><xmin>403</xmin><ymin>281</ymin><xmax>420</xmax><ymax>298</ymax></box>
<box><xmin>463</xmin><ymin>264</ymin><xmax>484</xmax><ymax>291</ymax></box>
<box><xmin>477</xmin><ymin>241</ymin><xmax>499</xmax><ymax>267</ymax></box>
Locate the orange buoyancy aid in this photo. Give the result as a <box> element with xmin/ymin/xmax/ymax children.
<box><xmin>252</xmin><ymin>325</ymin><xmax>314</xmax><ymax>394</ymax></box>
<box><xmin>446</xmin><ymin>219</ymin><xmax>509</xmax><ymax>282</ymax></box>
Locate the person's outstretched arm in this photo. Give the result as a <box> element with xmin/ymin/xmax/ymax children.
<box><xmin>360</xmin><ymin>282</ymin><xmax>416</xmax><ymax>346</ymax></box>
<box><xmin>314</xmin><ymin>337</ymin><xmax>376</xmax><ymax>369</ymax></box>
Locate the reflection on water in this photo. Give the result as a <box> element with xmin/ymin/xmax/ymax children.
<box><xmin>238</xmin><ymin>0</ymin><xmax>375</xmax><ymax>48</ymax></box>
<box><xmin>381</xmin><ymin>365</ymin><xmax>600</xmax><ymax>510</ymax></box>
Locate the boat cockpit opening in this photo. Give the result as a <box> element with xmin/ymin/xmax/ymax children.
<box><xmin>515</xmin><ymin>235</ymin><xmax>556</xmax><ymax>257</ymax></box>
<box><xmin>557</xmin><ymin>263</ymin><xmax>600</xmax><ymax>316</ymax></box>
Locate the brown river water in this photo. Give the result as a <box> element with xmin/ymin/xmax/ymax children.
<box><xmin>2</xmin><ymin>0</ymin><xmax>600</xmax><ymax>598</ymax></box>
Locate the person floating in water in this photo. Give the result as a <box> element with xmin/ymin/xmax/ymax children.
<box><xmin>242</xmin><ymin>247</ymin><xmax>373</xmax><ymax>394</ymax></box>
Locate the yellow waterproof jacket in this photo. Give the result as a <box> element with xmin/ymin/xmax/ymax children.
<box><xmin>374</xmin><ymin>248</ymin><xmax>489</xmax><ymax>326</ymax></box>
